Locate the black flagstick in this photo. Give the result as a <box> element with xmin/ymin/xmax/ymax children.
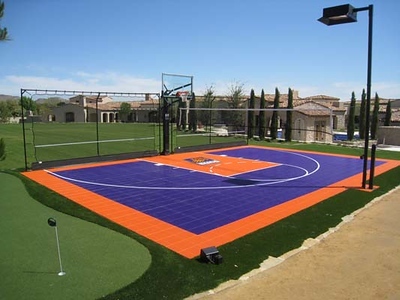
<box><xmin>48</xmin><ymin>218</ymin><xmax>66</xmax><ymax>276</ymax></box>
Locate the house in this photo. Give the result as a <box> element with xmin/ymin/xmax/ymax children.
<box><xmin>51</xmin><ymin>94</ymin><xmax>159</xmax><ymax>123</ymax></box>
<box><xmin>197</xmin><ymin>91</ymin><xmax>343</xmax><ymax>143</ymax></box>
<box><xmin>290</xmin><ymin>101</ymin><xmax>334</xmax><ymax>143</ymax></box>
<box><xmin>193</xmin><ymin>91</ymin><xmax>348</xmax><ymax>143</ymax></box>
<box><xmin>301</xmin><ymin>95</ymin><xmax>346</xmax><ymax>130</ymax></box>
<box><xmin>48</xmin><ymin>90</ymin><xmax>368</xmax><ymax>143</ymax></box>
<box><xmin>376</xmin><ymin>98</ymin><xmax>400</xmax><ymax>146</ymax></box>
<box><xmin>344</xmin><ymin>97</ymin><xmax>400</xmax><ymax>127</ymax></box>
<box><xmin>341</xmin><ymin>97</ymin><xmax>400</xmax><ymax>145</ymax></box>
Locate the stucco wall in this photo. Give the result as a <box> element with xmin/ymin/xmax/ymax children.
<box><xmin>53</xmin><ymin>104</ymin><xmax>85</xmax><ymax>122</ymax></box>
<box><xmin>335</xmin><ymin>114</ymin><xmax>346</xmax><ymax>130</ymax></box>
<box><xmin>377</xmin><ymin>126</ymin><xmax>400</xmax><ymax>146</ymax></box>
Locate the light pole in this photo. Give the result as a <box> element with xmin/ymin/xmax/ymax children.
<box><xmin>318</xmin><ymin>4</ymin><xmax>373</xmax><ymax>189</ymax></box>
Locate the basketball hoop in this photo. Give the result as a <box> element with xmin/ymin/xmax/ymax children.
<box><xmin>176</xmin><ymin>91</ymin><xmax>190</xmax><ymax>102</ymax></box>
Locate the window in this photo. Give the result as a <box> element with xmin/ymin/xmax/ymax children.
<box><xmin>65</xmin><ymin>112</ymin><xmax>75</xmax><ymax>122</ymax></box>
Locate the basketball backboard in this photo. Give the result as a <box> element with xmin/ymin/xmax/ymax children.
<box><xmin>162</xmin><ymin>73</ymin><xmax>193</xmax><ymax>98</ymax></box>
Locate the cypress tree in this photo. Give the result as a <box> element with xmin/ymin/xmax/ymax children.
<box><xmin>0</xmin><ymin>1</ymin><xmax>9</xmax><ymax>41</ymax></box>
<box><xmin>270</xmin><ymin>88</ymin><xmax>280</xmax><ymax>140</ymax></box>
<box><xmin>370</xmin><ymin>92</ymin><xmax>380</xmax><ymax>140</ymax></box>
<box><xmin>359</xmin><ymin>89</ymin><xmax>366</xmax><ymax>140</ymax></box>
<box><xmin>384</xmin><ymin>100</ymin><xmax>392</xmax><ymax>126</ymax></box>
<box><xmin>248</xmin><ymin>89</ymin><xmax>255</xmax><ymax>139</ymax></box>
<box><xmin>285</xmin><ymin>88</ymin><xmax>293</xmax><ymax>142</ymax></box>
<box><xmin>347</xmin><ymin>92</ymin><xmax>356</xmax><ymax>140</ymax></box>
<box><xmin>258</xmin><ymin>89</ymin><xmax>266</xmax><ymax>141</ymax></box>
<box><xmin>188</xmin><ymin>93</ymin><xmax>197</xmax><ymax>132</ymax></box>
<box><xmin>0</xmin><ymin>138</ymin><xmax>5</xmax><ymax>161</ymax></box>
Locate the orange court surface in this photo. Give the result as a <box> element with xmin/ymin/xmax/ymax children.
<box><xmin>23</xmin><ymin>146</ymin><xmax>400</xmax><ymax>258</ymax></box>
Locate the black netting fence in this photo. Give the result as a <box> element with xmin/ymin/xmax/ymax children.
<box><xmin>20</xmin><ymin>90</ymin><xmax>161</xmax><ymax>170</ymax></box>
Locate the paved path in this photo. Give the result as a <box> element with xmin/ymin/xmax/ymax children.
<box><xmin>190</xmin><ymin>186</ymin><xmax>400</xmax><ymax>300</ymax></box>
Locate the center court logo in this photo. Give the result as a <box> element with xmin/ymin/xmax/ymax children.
<box><xmin>186</xmin><ymin>157</ymin><xmax>220</xmax><ymax>166</ymax></box>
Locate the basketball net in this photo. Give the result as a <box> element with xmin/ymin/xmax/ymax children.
<box><xmin>177</xmin><ymin>91</ymin><xmax>190</xmax><ymax>130</ymax></box>
<box><xmin>176</xmin><ymin>91</ymin><xmax>189</xmax><ymax>102</ymax></box>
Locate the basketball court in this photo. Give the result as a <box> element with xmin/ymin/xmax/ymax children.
<box><xmin>23</xmin><ymin>145</ymin><xmax>399</xmax><ymax>258</ymax></box>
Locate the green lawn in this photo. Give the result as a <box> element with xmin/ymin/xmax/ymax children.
<box><xmin>1</xmin><ymin>123</ymin><xmax>400</xmax><ymax>299</ymax></box>
<box><xmin>0</xmin><ymin>172</ymin><xmax>151</xmax><ymax>300</ymax></box>
<box><xmin>0</xmin><ymin>123</ymin><xmax>161</xmax><ymax>170</ymax></box>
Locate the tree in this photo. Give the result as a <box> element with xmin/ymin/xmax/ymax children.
<box><xmin>119</xmin><ymin>102</ymin><xmax>131</xmax><ymax>122</ymax></box>
<box><xmin>359</xmin><ymin>89</ymin><xmax>366</xmax><ymax>140</ymax></box>
<box><xmin>384</xmin><ymin>100</ymin><xmax>392</xmax><ymax>126</ymax></box>
<box><xmin>0</xmin><ymin>138</ymin><xmax>5</xmax><ymax>161</ymax></box>
<box><xmin>7</xmin><ymin>99</ymin><xmax>20</xmax><ymax>117</ymax></box>
<box><xmin>36</xmin><ymin>103</ymin><xmax>53</xmax><ymax>121</ymax></box>
<box><xmin>370</xmin><ymin>93</ymin><xmax>380</xmax><ymax>140</ymax></box>
<box><xmin>347</xmin><ymin>92</ymin><xmax>356</xmax><ymax>141</ymax></box>
<box><xmin>270</xmin><ymin>88</ymin><xmax>280</xmax><ymax>140</ymax></box>
<box><xmin>21</xmin><ymin>96</ymin><xmax>37</xmax><ymax>115</ymax></box>
<box><xmin>199</xmin><ymin>85</ymin><xmax>215</xmax><ymax>127</ymax></box>
<box><xmin>258</xmin><ymin>89</ymin><xmax>266</xmax><ymax>141</ymax></box>
<box><xmin>285</xmin><ymin>88</ymin><xmax>293</xmax><ymax>142</ymax></box>
<box><xmin>0</xmin><ymin>1</ymin><xmax>9</xmax><ymax>41</ymax></box>
<box><xmin>247</xmin><ymin>89</ymin><xmax>255</xmax><ymax>139</ymax></box>
<box><xmin>0</xmin><ymin>101</ymin><xmax>10</xmax><ymax>122</ymax></box>
<box><xmin>188</xmin><ymin>93</ymin><xmax>197</xmax><ymax>132</ymax></box>
<box><xmin>0</xmin><ymin>99</ymin><xmax>20</xmax><ymax>122</ymax></box>
<box><xmin>225</xmin><ymin>81</ymin><xmax>245</xmax><ymax>131</ymax></box>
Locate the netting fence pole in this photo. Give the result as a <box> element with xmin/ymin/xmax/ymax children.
<box><xmin>95</xmin><ymin>93</ymin><xmax>100</xmax><ymax>156</ymax></box>
<box><xmin>20</xmin><ymin>89</ymin><xmax>28</xmax><ymax>171</ymax></box>
<box><xmin>209</xmin><ymin>108</ymin><xmax>212</xmax><ymax>145</ymax></box>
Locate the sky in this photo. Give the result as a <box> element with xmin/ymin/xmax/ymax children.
<box><xmin>1</xmin><ymin>0</ymin><xmax>399</xmax><ymax>101</ymax></box>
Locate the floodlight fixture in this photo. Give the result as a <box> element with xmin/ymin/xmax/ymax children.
<box><xmin>318</xmin><ymin>4</ymin><xmax>357</xmax><ymax>26</ymax></box>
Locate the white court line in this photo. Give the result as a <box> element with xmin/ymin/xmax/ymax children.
<box><xmin>45</xmin><ymin>151</ymin><xmax>321</xmax><ymax>191</ymax></box>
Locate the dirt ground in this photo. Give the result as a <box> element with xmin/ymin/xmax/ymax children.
<box><xmin>189</xmin><ymin>186</ymin><xmax>400</xmax><ymax>300</ymax></box>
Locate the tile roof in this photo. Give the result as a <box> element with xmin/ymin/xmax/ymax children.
<box><xmin>293</xmin><ymin>101</ymin><xmax>332</xmax><ymax>117</ymax></box>
<box><xmin>302</xmin><ymin>95</ymin><xmax>340</xmax><ymax>101</ymax></box>
<box><xmin>85</xmin><ymin>100</ymin><xmax>158</xmax><ymax>111</ymax></box>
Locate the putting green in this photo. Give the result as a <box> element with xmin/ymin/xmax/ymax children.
<box><xmin>0</xmin><ymin>172</ymin><xmax>151</xmax><ymax>299</ymax></box>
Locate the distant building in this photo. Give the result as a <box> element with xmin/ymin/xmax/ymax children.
<box><xmin>343</xmin><ymin>97</ymin><xmax>400</xmax><ymax>127</ymax></box>
<box><xmin>196</xmin><ymin>91</ymin><xmax>345</xmax><ymax>143</ymax></box>
<box><xmin>51</xmin><ymin>94</ymin><xmax>159</xmax><ymax>123</ymax></box>
<box><xmin>46</xmin><ymin>91</ymin><xmax>400</xmax><ymax>144</ymax></box>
